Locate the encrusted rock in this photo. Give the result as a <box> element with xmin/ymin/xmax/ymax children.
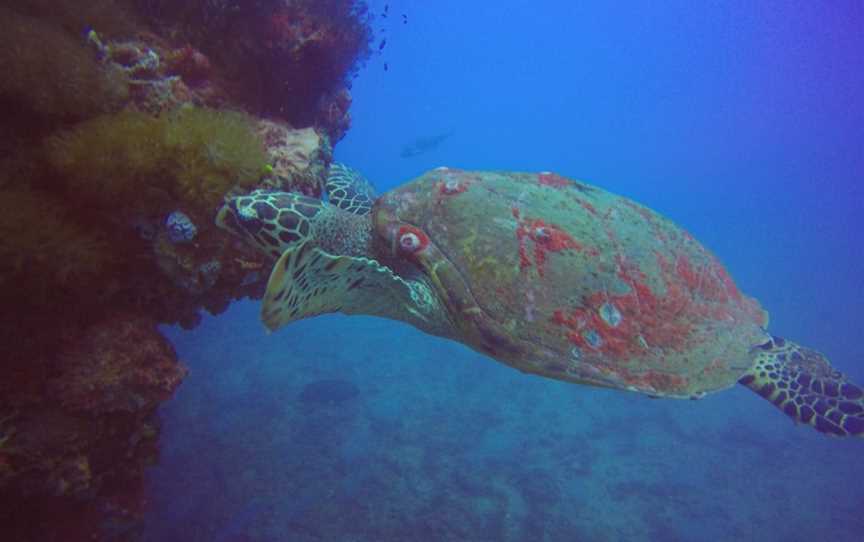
<box><xmin>0</xmin><ymin>314</ymin><xmax>185</xmax><ymax>508</ymax></box>
<box><xmin>256</xmin><ymin>119</ymin><xmax>332</xmax><ymax>197</ymax></box>
<box><xmin>50</xmin><ymin>314</ymin><xmax>187</xmax><ymax>416</ymax></box>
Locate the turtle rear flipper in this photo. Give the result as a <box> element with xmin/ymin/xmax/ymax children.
<box><xmin>739</xmin><ymin>337</ymin><xmax>864</xmax><ymax>436</ymax></box>
<box><xmin>326</xmin><ymin>163</ymin><xmax>376</xmax><ymax>216</ymax></box>
<box><xmin>262</xmin><ymin>241</ymin><xmax>452</xmax><ymax>337</ymax></box>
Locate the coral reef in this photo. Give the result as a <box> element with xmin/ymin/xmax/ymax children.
<box><xmin>49</xmin><ymin>314</ymin><xmax>188</xmax><ymax>417</ymax></box>
<box><xmin>96</xmin><ymin>33</ymin><xmax>230</xmax><ymax>115</ymax></box>
<box><xmin>316</xmin><ymin>87</ymin><xmax>354</xmax><ymax>143</ymax></box>
<box><xmin>0</xmin><ymin>0</ymin><xmax>366</xmax><ymax>538</ymax></box>
<box><xmin>259</xmin><ymin>0</ymin><xmax>372</xmax><ymax>123</ymax></box>
<box><xmin>256</xmin><ymin>120</ymin><xmax>333</xmax><ymax>197</ymax></box>
<box><xmin>134</xmin><ymin>0</ymin><xmax>373</xmax><ymax>132</ymax></box>
<box><xmin>0</xmin><ymin>314</ymin><xmax>186</xmax><ymax>538</ymax></box>
<box><xmin>7</xmin><ymin>0</ymin><xmax>139</xmax><ymax>39</ymax></box>
<box><xmin>0</xmin><ymin>7</ymin><xmax>128</xmax><ymax>124</ymax></box>
<box><xmin>0</xmin><ymin>188</ymin><xmax>115</xmax><ymax>303</ymax></box>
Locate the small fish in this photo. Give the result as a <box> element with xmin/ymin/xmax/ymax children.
<box><xmin>384</xmin><ymin>62</ymin><xmax>389</xmax><ymax>71</ymax></box>
<box><xmin>378</xmin><ymin>39</ymin><xmax>387</xmax><ymax>51</ymax></box>
<box><xmin>402</xmin><ymin>14</ymin><xmax>408</xmax><ymax>24</ymax></box>
<box><xmin>399</xmin><ymin>132</ymin><xmax>454</xmax><ymax>158</ymax></box>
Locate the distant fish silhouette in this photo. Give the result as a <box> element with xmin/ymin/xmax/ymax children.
<box><xmin>399</xmin><ymin>131</ymin><xmax>454</xmax><ymax>158</ymax></box>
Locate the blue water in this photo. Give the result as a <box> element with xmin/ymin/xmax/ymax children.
<box><xmin>143</xmin><ymin>2</ymin><xmax>864</xmax><ymax>540</ymax></box>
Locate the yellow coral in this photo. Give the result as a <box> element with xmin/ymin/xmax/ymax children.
<box><xmin>48</xmin><ymin>111</ymin><xmax>162</xmax><ymax>208</ymax></box>
<box><xmin>163</xmin><ymin>107</ymin><xmax>268</xmax><ymax>208</ymax></box>
<box><xmin>47</xmin><ymin>107</ymin><xmax>268</xmax><ymax>216</ymax></box>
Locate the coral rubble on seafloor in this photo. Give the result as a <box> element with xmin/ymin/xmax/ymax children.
<box><xmin>0</xmin><ymin>0</ymin><xmax>373</xmax><ymax>538</ymax></box>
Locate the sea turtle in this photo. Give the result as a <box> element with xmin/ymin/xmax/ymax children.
<box><xmin>216</xmin><ymin>165</ymin><xmax>864</xmax><ymax>437</ymax></box>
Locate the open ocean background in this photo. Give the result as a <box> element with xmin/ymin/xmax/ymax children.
<box><xmin>143</xmin><ymin>2</ymin><xmax>864</xmax><ymax>540</ymax></box>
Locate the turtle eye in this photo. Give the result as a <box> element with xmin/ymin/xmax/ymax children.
<box><xmin>399</xmin><ymin>232</ymin><xmax>421</xmax><ymax>252</ymax></box>
<box><xmin>396</xmin><ymin>225</ymin><xmax>429</xmax><ymax>255</ymax></box>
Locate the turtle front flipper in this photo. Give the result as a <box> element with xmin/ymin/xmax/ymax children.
<box><xmin>262</xmin><ymin>241</ymin><xmax>452</xmax><ymax>338</ymax></box>
<box><xmin>739</xmin><ymin>337</ymin><xmax>864</xmax><ymax>436</ymax></box>
<box><xmin>325</xmin><ymin>163</ymin><xmax>376</xmax><ymax>216</ymax></box>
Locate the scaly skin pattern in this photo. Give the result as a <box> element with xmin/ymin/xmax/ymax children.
<box><xmin>372</xmin><ymin>168</ymin><xmax>770</xmax><ymax>398</ymax></box>
<box><xmin>739</xmin><ymin>337</ymin><xmax>864</xmax><ymax>436</ymax></box>
<box><xmin>216</xmin><ymin>189</ymin><xmax>372</xmax><ymax>260</ymax></box>
<box><xmin>326</xmin><ymin>162</ymin><xmax>376</xmax><ymax>216</ymax></box>
<box><xmin>216</xmin><ymin>189</ymin><xmax>323</xmax><ymax>260</ymax></box>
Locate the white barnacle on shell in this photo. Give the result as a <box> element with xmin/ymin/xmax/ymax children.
<box><xmin>599</xmin><ymin>301</ymin><xmax>622</xmax><ymax>327</ymax></box>
<box><xmin>533</xmin><ymin>226</ymin><xmax>550</xmax><ymax>241</ymax></box>
<box><xmin>443</xmin><ymin>179</ymin><xmax>461</xmax><ymax>193</ymax></box>
<box><xmin>583</xmin><ymin>329</ymin><xmax>603</xmax><ymax>349</ymax></box>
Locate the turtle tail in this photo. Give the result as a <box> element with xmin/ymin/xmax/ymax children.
<box><xmin>738</xmin><ymin>336</ymin><xmax>864</xmax><ymax>437</ymax></box>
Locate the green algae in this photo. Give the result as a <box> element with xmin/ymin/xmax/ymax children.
<box><xmin>47</xmin><ymin>106</ymin><xmax>268</xmax><ymax>216</ymax></box>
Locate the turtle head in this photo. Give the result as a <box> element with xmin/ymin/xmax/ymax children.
<box><xmin>217</xmin><ymin>164</ymin><xmax>380</xmax><ymax>261</ymax></box>
<box><xmin>370</xmin><ymin>168</ymin><xmax>446</xmax><ymax>264</ymax></box>
<box><xmin>216</xmin><ymin>190</ymin><xmax>323</xmax><ymax>261</ymax></box>
<box><xmin>370</xmin><ymin>175</ymin><xmax>495</xmax><ymax>345</ymax></box>
<box><xmin>216</xmin><ymin>189</ymin><xmax>374</xmax><ymax>260</ymax></box>
<box><xmin>371</xmin><ymin>182</ymin><xmax>439</xmax><ymax>279</ymax></box>
<box><xmin>371</xmin><ymin>196</ymin><xmax>430</xmax><ymax>262</ymax></box>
